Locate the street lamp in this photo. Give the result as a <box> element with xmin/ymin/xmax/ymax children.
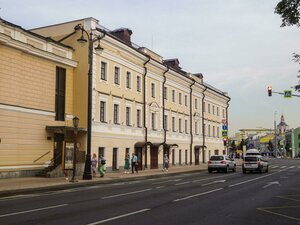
<box><xmin>74</xmin><ymin>24</ymin><xmax>106</xmax><ymax>180</ymax></box>
<box><xmin>70</xmin><ymin>116</ymin><xmax>79</xmax><ymax>183</ymax></box>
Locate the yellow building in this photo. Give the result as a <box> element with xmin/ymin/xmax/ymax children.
<box><xmin>31</xmin><ymin>17</ymin><xmax>230</xmax><ymax>173</ymax></box>
<box><xmin>0</xmin><ymin>19</ymin><xmax>79</xmax><ymax>178</ymax></box>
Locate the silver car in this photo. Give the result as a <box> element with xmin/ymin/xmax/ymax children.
<box><xmin>242</xmin><ymin>155</ymin><xmax>269</xmax><ymax>173</ymax></box>
<box><xmin>208</xmin><ymin>155</ymin><xmax>236</xmax><ymax>173</ymax></box>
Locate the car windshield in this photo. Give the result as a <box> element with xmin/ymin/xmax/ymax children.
<box><xmin>245</xmin><ymin>157</ymin><xmax>258</xmax><ymax>162</ymax></box>
<box><xmin>210</xmin><ymin>156</ymin><xmax>224</xmax><ymax>161</ymax></box>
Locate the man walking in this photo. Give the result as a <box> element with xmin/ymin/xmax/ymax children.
<box><xmin>131</xmin><ymin>153</ymin><xmax>138</xmax><ymax>173</ymax></box>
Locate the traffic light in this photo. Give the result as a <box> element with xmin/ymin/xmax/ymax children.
<box><xmin>223</xmin><ymin>138</ymin><xmax>228</xmax><ymax>146</ymax></box>
<box><xmin>267</xmin><ymin>86</ymin><xmax>272</xmax><ymax>96</ymax></box>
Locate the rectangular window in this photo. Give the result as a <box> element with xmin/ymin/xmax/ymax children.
<box><xmin>208</xmin><ymin>125</ymin><xmax>211</xmax><ymax>137</ymax></box>
<box><xmin>151</xmin><ymin>83</ymin><xmax>155</xmax><ymax>98</ymax></box>
<box><xmin>172</xmin><ymin>90</ymin><xmax>175</xmax><ymax>103</ymax></box>
<box><xmin>208</xmin><ymin>104</ymin><xmax>211</xmax><ymax>114</ymax></box>
<box><xmin>100</xmin><ymin>101</ymin><xmax>106</xmax><ymax>122</ymax></box>
<box><xmin>126</xmin><ymin>107</ymin><xmax>131</xmax><ymax>126</ymax></box>
<box><xmin>137</xmin><ymin>76</ymin><xmax>141</xmax><ymax>92</ymax></box>
<box><xmin>113</xmin><ymin>104</ymin><xmax>119</xmax><ymax>124</ymax></box>
<box><xmin>98</xmin><ymin>147</ymin><xmax>105</xmax><ymax>158</ymax></box>
<box><xmin>204</xmin><ymin>124</ymin><xmax>206</xmax><ymax>136</ymax></box>
<box><xmin>298</xmin><ymin>134</ymin><xmax>300</xmax><ymax>140</ymax></box>
<box><xmin>217</xmin><ymin>107</ymin><xmax>219</xmax><ymax>116</ymax></box>
<box><xmin>179</xmin><ymin>93</ymin><xmax>182</xmax><ymax>105</ymax></box>
<box><xmin>172</xmin><ymin>116</ymin><xmax>176</xmax><ymax>132</ymax></box>
<box><xmin>195</xmin><ymin>99</ymin><xmax>198</xmax><ymax>109</ymax></box>
<box><xmin>213</xmin><ymin>126</ymin><xmax>215</xmax><ymax>137</ymax></box>
<box><xmin>126</xmin><ymin>71</ymin><xmax>131</xmax><ymax>89</ymax></box>
<box><xmin>179</xmin><ymin>118</ymin><xmax>182</xmax><ymax>133</ymax></box>
<box><xmin>164</xmin><ymin>115</ymin><xmax>168</xmax><ymax>130</ymax></box>
<box><xmin>137</xmin><ymin>109</ymin><xmax>141</xmax><ymax>127</ymax></box>
<box><xmin>100</xmin><ymin>62</ymin><xmax>107</xmax><ymax>80</ymax></box>
<box><xmin>185</xmin><ymin>95</ymin><xmax>188</xmax><ymax>106</ymax></box>
<box><xmin>151</xmin><ymin>113</ymin><xmax>156</xmax><ymax>130</ymax></box>
<box><xmin>195</xmin><ymin>121</ymin><xmax>198</xmax><ymax>134</ymax></box>
<box><xmin>114</xmin><ymin>66</ymin><xmax>120</xmax><ymax>85</ymax></box>
<box><xmin>164</xmin><ymin>87</ymin><xmax>168</xmax><ymax>100</ymax></box>
<box><xmin>185</xmin><ymin>119</ymin><xmax>188</xmax><ymax>133</ymax></box>
<box><xmin>203</xmin><ymin>102</ymin><xmax>206</xmax><ymax>112</ymax></box>
<box><xmin>222</xmin><ymin>109</ymin><xmax>225</xmax><ymax>118</ymax></box>
<box><xmin>217</xmin><ymin>127</ymin><xmax>220</xmax><ymax>138</ymax></box>
<box><xmin>213</xmin><ymin>105</ymin><xmax>215</xmax><ymax>115</ymax></box>
<box><xmin>55</xmin><ymin>67</ymin><xmax>66</xmax><ymax>121</ymax></box>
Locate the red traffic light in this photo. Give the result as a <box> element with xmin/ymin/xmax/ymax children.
<box><xmin>267</xmin><ymin>86</ymin><xmax>272</xmax><ymax>96</ymax></box>
<box><xmin>223</xmin><ymin>138</ymin><xmax>228</xmax><ymax>146</ymax></box>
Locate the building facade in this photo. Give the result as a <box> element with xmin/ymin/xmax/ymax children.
<box><xmin>0</xmin><ymin>19</ymin><xmax>79</xmax><ymax>178</ymax></box>
<box><xmin>29</xmin><ymin>17</ymin><xmax>230</xmax><ymax>173</ymax></box>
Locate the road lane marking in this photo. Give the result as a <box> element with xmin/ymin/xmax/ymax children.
<box><xmin>228</xmin><ymin>169</ymin><xmax>286</xmax><ymax>188</ymax></box>
<box><xmin>192</xmin><ymin>174</ymin><xmax>235</xmax><ymax>183</ymax></box>
<box><xmin>262</xmin><ymin>181</ymin><xmax>280</xmax><ymax>189</ymax></box>
<box><xmin>0</xmin><ymin>204</ymin><xmax>68</xmax><ymax>218</ymax></box>
<box><xmin>257</xmin><ymin>206</ymin><xmax>300</xmax><ymax>221</ymax></box>
<box><xmin>271</xmin><ymin>166</ymin><xmax>278</xmax><ymax>168</ymax></box>
<box><xmin>280</xmin><ymin>166</ymin><xmax>287</xmax><ymax>168</ymax></box>
<box><xmin>87</xmin><ymin>208</ymin><xmax>151</xmax><ymax>225</ymax></box>
<box><xmin>289</xmin><ymin>166</ymin><xmax>295</xmax><ymax>169</ymax></box>
<box><xmin>152</xmin><ymin>179</ymin><xmax>182</xmax><ymax>185</ymax></box>
<box><xmin>101</xmin><ymin>188</ymin><xmax>152</xmax><ymax>199</ymax></box>
<box><xmin>173</xmin><ymin>188</ymin><xmax>223</xmax><ymax>202</ymax></box>
<box><xmin>175</xmin><ymin>181</ymin><xmax>190</xmax><ymax>186</ymax></box>
<box><xmin>202</xmin><ymin>180</ymin><xmax>226</xmax><ymax>186</ymax></box>
<box><xmin>155</xmin><ymin>186</ymin><xmax>165</xmax><ymax>189</ymax></box>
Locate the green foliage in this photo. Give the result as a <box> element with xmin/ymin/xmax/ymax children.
<box><xmin>275</xmin><ymin>0</ymin><xmax>300</xmax><ymax>27</ymax></box>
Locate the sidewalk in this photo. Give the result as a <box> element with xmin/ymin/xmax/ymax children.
<box><xmin>0</xmin><ymin>164</ymin><xmax>208</xmax><ymax>196</ymax></box>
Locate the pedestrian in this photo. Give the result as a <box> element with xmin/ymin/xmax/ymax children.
<box><xmin>98</xmin><ymin>155</ymin><xmax>106</xmax><ymax>177</ymax></box>
<box><xmin>124</xmin><ymin>153</ymin><xmax>130</xmax><ymax>174</ymax></box>
<box><xmin>91</xmin><ymin>153</ymin><xmax>97</xmax><ymax>176</ymax></box>
<box><xmin>163</xmin><ymin>153</ymin><xmax>169</xmax><ymax>172</ymax></box>
<box><xmin>131</xmin><ymin>153</ymin><xmax>138</xmax><ymax>174</ymax></box>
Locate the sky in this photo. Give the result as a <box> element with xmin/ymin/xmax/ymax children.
<box><xmin>0</xmin><ymin>0</ymin><xmax>299</xmax><ymax>135</ymax></box>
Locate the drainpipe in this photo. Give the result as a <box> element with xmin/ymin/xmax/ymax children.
<box><xmin>225</xmin><ymin>98</ymin><xmax>231</xmax><ymax>155</ymax></box>
<box><xmin>162</xmin><ymin>67</ymin><xmax>169</xmax><ymax>148</ymax></box>
<box><xmin>189</xmin><ymin>79</ymin><xmax>196</xmax><ymax>165</ymax></box>
<box><xmin>202</xmin><ymin>85</ymin><xmax>208</xmax><ymax>163</ymax></box>
<box><xmin>143</xmin><ymin>56</ymin><xmax>151</xmax><ymax>144</ymax></box>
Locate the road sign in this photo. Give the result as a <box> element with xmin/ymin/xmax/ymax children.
<box><xmin>222</xmin><ymin>130</ymin><xmax>228</xmax><ymax>137</ymax></box>
<box><xmin>222</xmin><ymin>125</ymin><xmax>228</xmax><ymax>130</ymax></box>
<box><xmin>284</xmin><ymin>90</ymin><xmax>292</xmax><ymax>98</ymax></box>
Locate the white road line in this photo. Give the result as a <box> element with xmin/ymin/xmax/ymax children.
<box><xmin>175</xmin><ymin>181</ymin><xmax>190</xmax><ymax>186</ymax></box>
<box><xmin>86</xmin><ymin>208</ymin><xmax>151</xmax><ymax>225</ymax></box>
<box><xmin>152</xmin><ymin>179</ymin><xmax>182</xmax><ymax>185</ymax></box>
<box><xmin>101</xmin><ymin>188</ymin><xmax>152</xmax><ymax>199</ymax></box>
<box><xmin>289</xmin><ymin>166</ymin><xmax>295</xmax><ymax>169</ymax></box>
<box><xmin>229</xmin><ymin>170</ymin><xmax>285</xmax><ymax>188</ymax></box>
<box><xmin>192</xmin><ymin>173</ymin><xmax>235</xmax><ymax>183</ymax></box>
<box><xmin>0</xmin><ymin>204</ymin><xmax>68</xmax><ymax>218</ymax></box>
<box><xmin>298</xmin><ymin>167</ymin><xmax>300</xmax><ymax>169</ymax></box>
<box><xmin>271</xmin><ymin>166</ymin><xmax>278</xmax><ymax>168</ymax></box>
<box><xmin>280</xmin><ymin>166</ymin><xmax>287</xmax><ymax>168</ymax></box>
<box><xmin>202</xmin><ymin>180</ymin><xmax>226</xmax><ymax>186</ymax></box>
<box><xmin>173</xmin><ymin>188</ymin><xmax>223</xmax><ymax>202</ymax></box>
<box><xmin>155</xmin><ymin>186</ymin><xmax>165</xmax><ymax>189</ymax></box>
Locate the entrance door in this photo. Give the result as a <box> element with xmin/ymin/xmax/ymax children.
<box><xmin>195</xmin><ymin>148</ymin><xmax>200</xmax><ymax>165</ymax></box>
<box><xmin>150</xmin><ymin>147</ymin><xmax>158</xmax><ymax>169</ymax></box>
<box><xmin>54</xmin><ymin>133</ymin><xmax>64</xmax><ymax>166</ymax></box>
<box><xmin>112</xmin><ymin>148</ymin><xmax>118</xmax><ymax>170</ymax></box>
<box><xmin>135</xmin><ymin>147</ymin><xmax>143</xmax><ymax>170</ymax></box>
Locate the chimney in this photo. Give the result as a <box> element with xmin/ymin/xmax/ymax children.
<box><xmin>110</xmin><ymin>28</ymin><xmax>132</xmax><ymax>45</ymax></box>
<box><xmin>163</xmin><ymin>59</ymin><xmax>181</xmax><ymax>70</ymax></box>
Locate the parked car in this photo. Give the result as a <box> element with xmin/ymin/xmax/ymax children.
<box><xmin>208</xmin><ymin>155</ymin><xmax>236</xmax><ymax>173</ymax></box>
<box><xmin>242</xmin><ymin>155</ymin><xmax>269</xmax><ymax>173</ymax></box>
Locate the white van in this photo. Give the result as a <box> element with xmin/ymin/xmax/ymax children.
<box><xmin>242</xmin><ymin>155</ymin><xmax>269</xmax><ymax>173</ymax></box>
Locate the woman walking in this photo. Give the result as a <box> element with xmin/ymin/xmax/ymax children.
<box><xmin>124</xmin><ymin>153</ymin><xmax>130</xmax><ymax>174</ymax></box>
<box><xmin>91</xmin><ymin>153</ymin><xmax>98</xmax><ymax>176</ymax></box>
<box><xmin>98</xmin><ymin>156</ymin><xmax>106</xmax><ymax>177</ymax></box>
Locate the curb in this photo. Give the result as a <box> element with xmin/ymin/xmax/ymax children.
<box><xmin>0</xmin><ymin>168</ymin><xmax>206</xmax><ymax>197</ymax></box>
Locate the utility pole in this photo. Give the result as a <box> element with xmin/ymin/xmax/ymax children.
<box><xmin>274</xmin><ymin>111</ymin><xmax>277</xmax><ymax>157</ymax></box>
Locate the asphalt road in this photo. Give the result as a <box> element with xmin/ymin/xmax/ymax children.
<box><xmin>0</xmin><ymin>158</ymin><xmax>299</xmax><ymax>225</ymax></box>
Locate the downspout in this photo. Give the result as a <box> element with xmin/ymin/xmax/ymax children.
<box><xmin>202</xmin><ymin>86</ymin><xmax>208</xmax><ymax>163</ymax></box>
<box><xmin>189</xmin><ymin>79</ymin><xmax>196</xmax><ymax>165</ymax></box>
<box><xmin>143</xmin><ymin>56</ymin><xmax>151</xmax><ymax>144</ymax></box>
<box><xmin>225</xmin><ymin>98</ymin><xmax>231</xmax><ymax>155</ymax></box>
<box><xmin>162</xmin><ymin>67</ymin><xmax>170</xmax><ymax>148</ymax></box>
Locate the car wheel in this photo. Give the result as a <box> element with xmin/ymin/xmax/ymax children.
<box><xmin>224</xmin><ymin>166</ymin><xmax>229</xmax><ymax>173</ymax></box>
<box><xmin>208</xmin><ymin>169</ymin><xmax>212</xmax><ymax>173</ymax></box>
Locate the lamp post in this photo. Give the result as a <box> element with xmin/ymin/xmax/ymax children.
<box><xmin>70</xmin><ymin>116</ymin><xmax>79</xmax><ymax>183</ymax></box>
<box><xmin>75</xmin><ymin>24</ymin><xmax>105</xmax><ymax>180</ymax></box>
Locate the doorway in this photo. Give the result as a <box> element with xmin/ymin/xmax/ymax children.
<box><xmin>195</xmin><ymin>148</ymin><xmax>200</xmax><ymax>165</ymax></box>
<box><xmin>54</xmin><ymin>133</ymin><xmax>64</xmax><ymax>166</ymax></box>
<box><xmin>150</xmin><ymin>147</ymin><xmax>158</xmax><ymax>169</ymax></box>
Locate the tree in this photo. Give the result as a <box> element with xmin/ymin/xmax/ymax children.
<box><xmin>275</xmin><ymin>0</ymin><xmax>300</xmax><ymax>27</ymax></box>
<box><xmin>275</xmin><ymin>0</ymin><xmax>300</xmax><ymax>91</ymax></box>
